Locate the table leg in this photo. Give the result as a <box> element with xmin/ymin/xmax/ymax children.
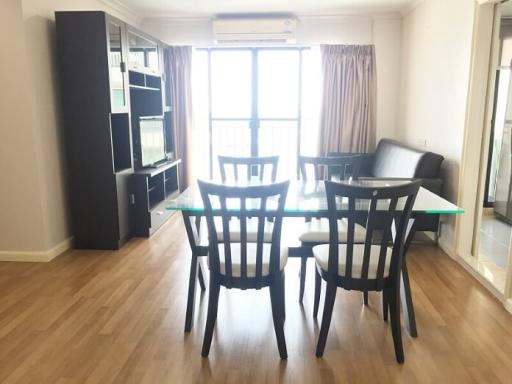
<box><xmin>400</xmin><ymin>218</ymin><xmax>418</xmax><ymax>338</ymax></box>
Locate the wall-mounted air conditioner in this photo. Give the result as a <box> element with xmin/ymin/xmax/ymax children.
<box><xmin>212</xmin><ymin>18</ymin><xmax>297</xmax><ymax>44</ymax></box>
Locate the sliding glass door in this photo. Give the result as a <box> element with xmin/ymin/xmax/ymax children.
<box><xmin>257</xmin><ymin>50</ymin><xmax>300</xmax><ymax>178</ymax></box>
<box><xmin>210</xmin><ymin>49</ymin><xmax>252</xmax><ymax>175</ymax></box>
<box><xmin>194</xmin><ymin>47</ymin><xmax>315</xmax><ymax>179</ymax></box>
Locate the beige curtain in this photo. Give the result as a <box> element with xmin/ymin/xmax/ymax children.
<box><xmin>164</xmin><ymin>46</ymin><xmax>193</xmax><ymax>189</ymax></box>
<box><xmin>318</xmin><ymin>45</ymin><xmax>376</xmax><ymax>155</ymax></box>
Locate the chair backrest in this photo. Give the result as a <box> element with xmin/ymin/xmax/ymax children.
<box><xmin>198</xmin><ymin>180</ymin><xmax>289</xmax><ymax>287</ymax></box>
<box><xmin>324</xmin><ymin>180</ymin><xmax>421</xmax><ymax>290</ymax></box>
<box><xmin>299</xmin><ymin>155</ymin><xmax>362</xmax><ymax>182</ymax></box>
<box><xmin>218</xmin><ymin>155</ymin><xmax>279</xmax><ymax>183</ymax></box>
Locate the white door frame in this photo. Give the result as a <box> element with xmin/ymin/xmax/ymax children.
<box><xmin>457</xmin><ymin>1</ymin><xmax>512</xmax><ymax>309</ymax></box>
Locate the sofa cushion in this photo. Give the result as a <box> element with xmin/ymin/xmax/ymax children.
<box><xmin>371</xmin><ymin>139</ymin><xmax>424</xmax><ymax>178</ymax></box>
<box><xmin>313</xmin><ymin>243</ymin><xmax>392</xmax><ymax>279</ymax></box>
<box><xmin>298</xmin><ymin>218</ymin><xmax>367</xmax><ymax>243</ymax></box>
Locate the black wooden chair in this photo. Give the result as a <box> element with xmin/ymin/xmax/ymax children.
<box><xmin>212</xmin><ymin>155</ymin><xmax>280</xmax><ymax>241</ymax></box>
<box><xmin>298</xmin><ymin>155</ymin><xmax>360</xmax><ymax>182</ymax></box>
<box><xmin>297</xmin><ymin>155</ymin><xmax>364</xmax><ymax>303</ymax></box>
<box><xmin>218</xmin><ymin>155</ymin><xmax>279</xmax><ymax>183</ymax></box>
<box><xmin>185</xmin><ymin>156</ymin><xmax>279</xmax><ymax>333</ymax></box>
<box><xmin>313</xmin><ymin>179</ymin><xmax>420</xmax><ymax>363</ymax></box>
<box><xmin>198</xmin><ymin>179</ymin><xmax>290</xmax><ymax>359</ymax></box>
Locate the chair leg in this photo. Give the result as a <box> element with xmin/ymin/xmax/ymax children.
<box><xmin>382</xmin><ymin>290</ymin><xmax>389</xmax><ymax>322</ymax></box>
<box><xmin>313</xmin><ymin>267</ymin><xmax>321</xmax><ymax>318</ymax></box>
<box><xmin>185</xmin><ymin>254</ymin><xmax>199</xmax><ymax>332</ymax></box>
<box><xmin>389</xmin><ymin>286</ymin><xmax>405</xmax><ymax>364</ymax></box>
<box><xmin>270</xmin><ymin>275</ymin><xmax>288</xmax><ymax>359</ymax></box>
<box><xmin>201</xmin><ymin>278</ymin><xmax>221</xmax><ymax>357</ymax></box>
<box><xmin>299</xmin><ymin>256</ymin><xmax>307</xmax><ymax>303</ymax></box>
<box><xmin>198</xmin><ymin>262</ymin><xmax>206</xmax><ymax>291</ymax></box>
<box><xmin>363</xmin><ymin>291</ymin><xmax>369</xmax><ymax>306</ymax></box>
<box><xmin>281</xmin><ymin>273</ymin><xmax>286</xmax><ymax>321</ymax></box>
<box><xmin>400</xmin><ymin>259</ymin><xmax>418</xmax><ymax>337</ymax></box>
<box><xmin>316</xmin><ymin>282</ymin><xmax>337</xmax><ymax>357</ymax></box>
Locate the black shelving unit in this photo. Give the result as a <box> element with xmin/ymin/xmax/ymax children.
<box><xmin>55</xmin><ymin>11</ymin><xmax>178</xmax><ymax>249</ymax></box>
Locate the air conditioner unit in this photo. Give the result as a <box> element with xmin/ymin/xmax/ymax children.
<box><xmin>212</xmin><ymin>18</ymin><xmax>297</xmax><ymax>44</ymax></box>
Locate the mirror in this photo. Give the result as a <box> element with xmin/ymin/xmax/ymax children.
<box><xmin>128</xmin><ymin>32</ymin><xmax>159</xmax><ymax>73</ymax></box>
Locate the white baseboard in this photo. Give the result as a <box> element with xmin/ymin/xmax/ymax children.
<box><xmin>437</xmin><ymin>237</ymin><xmax>456</xmax><ymax>260</ymax></box>
<box><xmin>505</xmin><ymin>299</ymin><xmax>512</xmax><ymax>314</ymax></box>
<box><xmin>433</xmin><ymin>235</ymin><xmax>507</xmax><ymax>304</ymax></box>
<box><xmin>455</xmin><ymin>254</ymin><xmax>505</xmax><ymax>302</ymax></box>
<box><xmin>0</xmin><ymin>237</ymin><xmax>73</xmax><ymax>262</ymax></box>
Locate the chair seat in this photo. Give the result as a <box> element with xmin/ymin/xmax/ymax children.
<box><xmin>313</xmin><ymin>244</ymin><xmax>392</xmax><ymax>279</ymax></box>
<box><xmin>214</xmin><ymin>243</ymin><xmax>288</xmax><ymax>278</ymax></box>
<box><xmin>200</xmin><ymin>217</ymin><xmax>274</xmax><ymax>246</ymax></box>
<box><xmin>298</xmin><ymin>219</ymin><xmax>366</xmax><ymax>243</ymax></box>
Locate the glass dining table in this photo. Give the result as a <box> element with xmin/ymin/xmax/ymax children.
<box><xmin>166</xmin><ymin>178</ymin><xmax>464</xmax><ymax>335</ymax></box>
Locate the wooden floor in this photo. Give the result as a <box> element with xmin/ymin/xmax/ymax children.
<box><xmin>1</xmin><ymin>215</ymin><xmax>512</xmax><ymax>383</ymax></box>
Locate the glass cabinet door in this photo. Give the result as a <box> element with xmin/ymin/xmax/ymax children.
<box><xmin>128</xmin><ymin>31</ymin><xmax>159</xmax><ymax>73</ymax></box>
<box><xmin>107</xmin><ymin>21</ymin><xmax>127</xmax><ymax>111</ymax></box>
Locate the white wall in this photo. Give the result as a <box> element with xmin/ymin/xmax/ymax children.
<box><xmin>373</xmin><ymin>17</ymin><xmax>402</xmax><ymax>141</ymax></box>
<box><xmin>397</xmin><ymin>0</ymin><xmax>476</xmax><ymax>254</ymax></box>
<box><xmin>141</xmin><ymin>14</ymin><xmax>402</xmax><ymax>144</ymax></box>
<box><xmin>2</xmin><ymin>0</ymin><xmax>479</xmax><ymax>260</ymax></box>
<box><xmin>0</xmin><ymin>0</ymin><xmax>141</xmax><ymax>260</ymax></box>
<box><xmin>2</xmin><ymin>1</ymin><xmax>402</xmax><ymax>259</ymax></box>
<box><xmin>0</xmin><ymin>0</ymin><xmax>47</xmax><ymax>253</ymax></box>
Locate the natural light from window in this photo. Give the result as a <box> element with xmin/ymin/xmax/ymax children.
<box><xmin>191</xmin><ymin>46</ymin><xmax>321</xmax><ymax>180</ymax></box>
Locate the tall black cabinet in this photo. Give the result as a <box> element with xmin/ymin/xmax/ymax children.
<box><xmin>56</xmin><ymin>11</ymin><xmax>178</xmax><ymax>249</ymax></box>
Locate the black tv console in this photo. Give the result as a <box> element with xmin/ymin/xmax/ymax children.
<box><xmin>131</xmin><ymin>160</ymin><xmax>181</xmax><ymax>237</ymax></box>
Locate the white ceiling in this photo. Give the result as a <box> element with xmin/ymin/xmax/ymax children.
<box><xmin>109</xmin><ymin>0</ymin><xmax>417</xmax><ymax>18</ymax></box>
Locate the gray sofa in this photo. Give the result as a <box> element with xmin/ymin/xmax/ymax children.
<box><xmin>331</xmin><ymin>138</ymin><xmax>445</xmax><ymax>234</ymax></box>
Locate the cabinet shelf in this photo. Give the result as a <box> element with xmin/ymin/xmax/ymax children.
<box><xmin>132</xmin><ymin>160</ymin><xmax>181</xmax><ymax>237</ymax></box>
<box><xmin>129</xmin><ymin>84</ymin><xmax>160</xmax><ymax>92</ymax></box>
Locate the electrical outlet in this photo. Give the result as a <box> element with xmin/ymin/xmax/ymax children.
<box><xmin>417</xmin><ymin>138</ymin><xmax>427</xmax><ymax>148</ymax></box>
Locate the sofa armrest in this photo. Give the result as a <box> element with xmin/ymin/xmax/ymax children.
<box><xmin>419</xmin><ymin>178</ymin><xmax>443</xmax><ymax>195</ymax></box>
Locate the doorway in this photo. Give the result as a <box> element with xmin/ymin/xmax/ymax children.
<box><xmin>476</xmin><ymin>4</ymin><xmax>512</xmax><ymax>294</ymax></box>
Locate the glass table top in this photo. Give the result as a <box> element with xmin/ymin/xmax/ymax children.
<box><xmin>166</xmin><ymin>179</ymin><xmax>464</xmax><ymax>215</ymax></box>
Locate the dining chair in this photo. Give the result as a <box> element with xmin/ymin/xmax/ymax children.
<box><xmin>198</xmin><ymin>179</ymin><xmax>290</xmax><ymax>359</ymax></box>
<box><xmin>313</xmin><ymin>179</ymin><xmax>420</xmax><ymax>363</ymax></box>
<box><xmin>210</xmin><ymin>155</ymin><xmax>280</xmax><ymax>242</ymax></box>
<box><xmin>296</xmin><ymin>155</ymin><xmax>364</xmax><ymax>303</ymax></box>
<box><xmin>218</xmin><ymin>155</ymin><xmax>279</xmax><ymax>183</ymax></box>
<box><xmin>298</xmin><ymin>155</ymin><xmax>360</xmax><ymax>182</ymax></box>
<box><xmin>184</xmin><ymin>155</ymin><xmax>280</xmax><ymax>333</ymax></box>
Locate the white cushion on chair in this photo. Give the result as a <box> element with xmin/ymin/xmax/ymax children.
<box><xmin>215</xmin><ymin>243</ymin><xmax>288</xmax><ymax>278</ymax></box>
<box><xmin>200</xmin><ymin>217</ymin><xmax>274</xmax><ymax>246</ymax></box>
<box><xmin>298</xmin><ymin>218</ymin><xmax>366</xmax><ymax>243</ymax></box>
<box><xmin>312</xmin><ymin>244</ymin><xmax>392</xmax><ymax>279</ymax></box>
